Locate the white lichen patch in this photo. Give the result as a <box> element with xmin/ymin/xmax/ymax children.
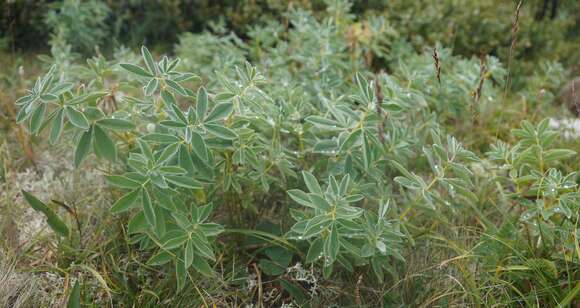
<box><xmin>0</xmin><ymin>146</ymin><xmax>108</xmax><ymax>248</ymax></box>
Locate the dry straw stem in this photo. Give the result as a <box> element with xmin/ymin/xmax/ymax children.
<box><xmin>374</xmin><ymin>73</ymin><xmax>386</xmax><ymax>145</ymax></box>
<box><xmin>504</xmin><ymin>0</ymin><xmax>524</xmax><ymax>98</ymax></box>
<box><xmin>472</xmin><ymin>57</ymin><xmax>489</xmax><ymax>125</ymax></box>
<box><xmin>497</xmin><ymin>0</ymin><xmax>524</xmax><ymax>138</ymax></box>
<box><xmin>432</xmin><ymin>47</ymin><xmax>442</xmax><ymax>85</ymax></box>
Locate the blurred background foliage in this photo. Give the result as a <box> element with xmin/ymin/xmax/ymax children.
<box><xmin>2</xmin><ymin>0</ymin><xmax>579</xmax><ymax>74</ymax></box>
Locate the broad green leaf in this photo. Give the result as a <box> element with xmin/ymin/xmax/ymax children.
<box><xmin>204</xmin><ymin>102</ymin><xmax>233</xmax><ymax>123</ymax></box>
<box><xmin>163</xmin><ymin>233</ymin><xmax>188</xmax><ymax>249</ymax></box>
<box><xmin>259</xmin><ymin>259</ymin><xmax>286</xmax><ymax>276</ymax></box>
<box><xmin>110</xmin><ymin>188</ymin><xmax>141</xmax><ymax>213</ymax></box>
<box><xmin>120</xmin><ymin>63</ymin><xmax>152</xmax><ymax>77</ymax></box>
<box><xmin>190</xmin><ymin>233</ymin><xmax>215</xmax><ymax>260</ymax></box>
<box><xmin>66</xmin><ymin>92</ymin><xmax>108</xmax><ymax>106</ymax></box>
<box><xmin>178</xmin><ymin>144</ymin><xmax>195</xmax><ymax>174</ymax></box>
<box><xmin>142</xmin><ymin>189</ymin><xmax>155</xmax><ymax>227</ymax></box>
<box><xmin>175</xmin><ymin>259</ymin><xmax>186</xmax><ymax>290</ymax></box>
<box><xmin>339</xmin><ymin>128</ymin><xmax>361</xmax><ymax>153</ymax></box>
<box><xmin>40</xmin><ymin>94</ymin><xmax>58</xmax><ymax>102</ymax></box>
<box><xmin>16</xmin><ymin>103</ymin><xmax>30</xmax><ymax>123</ymax></box>
<box><xmin>21</xmin><ymin>190</ymin><xmax>69</xmax><ymax>237</ymax></box>
<box><xmin>30</xmin><ymin>103</ymin><xmax>46</xmax><ymax>134</ymax></box>
<box><xmin>74</xmin><ymin>127</ymin><xmax>93</xmax><ymax>168</ymax></box>
<box><xmin>302</xmin><ymin>171</ymin><xmax>323</xmax><ymax>195</ymax></box>
<box><xmin>161</xmin><ymin>89</ymin><xmax>176</xmax><ymax>105</ymax></box>
<box><xmin>83</xmin><ymin>107</ymin><xmax>105</xmax><ymax>121</ymax></box>
<box><xmin>105</xmin><ymin>175</ymin><xmax>141</xmax><ymax>189</ymax></box>
<box><xmin>138</xmin><ymin>139</ymin><xmax>154</xmax><ymax>160</ymax></box>
<box><xmin>185</xmin><ymin>239</ymin><xmax>194</xmax><ymax>269</ymax></box>
<box><xmin>141</xmin><ymin>46</ymin><xmax>158</xmax><ymax>75</ymax></box>
<box><xmin>287</xmin><ymin>189</ymin><xmax>312</xmax><ymax>207</ymax></box>
<box><xmin>308</xmin><ymin>194</ymin><xmax>332</xmax><ymax>212</ymax></box>
<box><xmin>97</xmin><ymin>118</ymin><xmax>135</xmax><ymax>131</ymax></box>
<box><xmin>127</xmin><ymin>212</ymin><xmax>147</xmax><ymax>234</ymax></box>
<box><xmin>305</xmin><ymin>116</ymin><xmax>340</xmax><ymax>129</ymax></box>
<box><xmin>145</xmin><ymin>78</ymin><xmax>159</xmax><ymax>96</ymax></box>
<box><xmin>141</xmin><ymin>133</ymin><xmax>179</xmax><ymax>143</ymax></box>
<box><xmin>165</xmin><ymin>79</ymin><xmax>187</xmax><ymax>96</ymax></box>
<box><xmin>196</xmin><ymin>87</ymin><xmax>208</xmax><ymax>119</ymax></box>
<box><xmin>190</xmin><ymin>131</ymin><xmax>208</xmax><ymax>161</ymax></box>
<box><xmin>325</xmin><ymin>223</ymin><xmax>339</xmax><ymax>263</ymax></box>
<box><xmin>65</xmin><ymin>106</ymin><xmax>90</xmax><ymax>130</ymax></box>
<box><xmin>306</xmin><ymin>238</ymin><xmax>324</xmax><ymax>263</ymax></box>
<box><xmin>15</xmin><ymin>94</ymin><xmax>34</xmax><ymax>106</ymax></box>
<box><xmin>67</xmin><ymin>280</ymin><xmax>81</xmax><ymax>308</ymax></box>
<box><xmin>49</xmin><ymin>108</ymin><xmax>64</xmax><ymax>144</ymax></box>
<box><xmin>93</xmin><ymin>125</ymin><xmax>117</xmax><ymax>162</ymax></box>
<box><xmin>147</xmin><ymin>251</ymin><xmax>173</xmax><ymax>266</ymax></box>
<box><xmin>158</xmin><ymin>166</ymin><xmax>187</xmax><ymax>175</ymax></box>
<box><xmin>165</xmin><ymin>175</ymin><xmax>202</xmax><ymax>189</ymax></box>
<box><xmin>205</xmin><ymin>123</ymin><xmax>237</xmax><ymax>140</ymax></box>
<box><xmin>157</xmin><ymin>143</ymin><xmax>179</xmax><ymax>165</ymax></box>
<box><xmin>192</xmin><ymin>254</ymin><xmax>213</xmax><ymax>277</ymax></box>
<box><xmin>170</xmin><ymin>104</ymin><xmax>187</xmax><ymax>123</ymax></box>
<box><xmin>356</xmin><ymin>72</ymin><xmax>371</xmax><ymax>103</ymax></box>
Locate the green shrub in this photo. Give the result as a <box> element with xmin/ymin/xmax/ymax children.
<box><xmin>12</xmin><ymin>1</ymin><xmax>579</xmax><ymax>306</ymax></box>
<box><xmin>44</xmin><ymin>0</ymin><xmax>110</xmax><ymax>54</ymax></box>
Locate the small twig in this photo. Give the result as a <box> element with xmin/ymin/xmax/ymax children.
<box><xmin>252</xmin><ymin>263</ymin><xmax>263</xmax><ymax>307</ymax></box>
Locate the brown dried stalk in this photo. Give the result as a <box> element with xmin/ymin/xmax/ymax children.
<box><xmin>432</xmin><ymin>47</ymin><xmax>442</xmax><ymax>85</ymax></box>
<box><xmin>355</xmin><ymin>274</ymin><xmax>363</xmax><ymax>305</ymax></box>
<box><xmin>374</xmin><ymin>73</ymin><xmax>386</xmax><ymax>145</ymax></box>
<box><xmin>472</xmin><ymin>57</ymin><xmax>488</xmax><ymax>124</ymax></box>
<box><xmin>504</xmin><ymin>0</ymin><xmax>523</xmax><ymax>98</ymax></box>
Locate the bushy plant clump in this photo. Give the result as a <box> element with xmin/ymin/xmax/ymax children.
<box><xmin>10</xmin><ymin>1</ymin><xmax>580</xmax><ymax>306</ymax></box>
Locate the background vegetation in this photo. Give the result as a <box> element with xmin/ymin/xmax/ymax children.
<box><xmin>1</xmin><ymin>0</ymin><xmax>579</xmax><ymax>307</ymax></box>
